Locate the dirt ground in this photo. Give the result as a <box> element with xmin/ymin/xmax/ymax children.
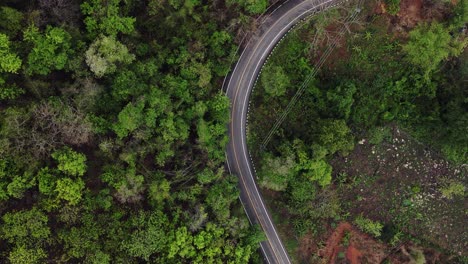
<box><xmin>319</xmin><ymin>222</ymin><xmax>388</xmax><ymax>263</ymax></box>
<box><xmin>330</xmin><ymin>125</ymin><xmax>467</xmax><ymax>257</ymax></box>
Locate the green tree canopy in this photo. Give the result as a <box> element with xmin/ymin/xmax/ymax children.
<box><xmin>23</xmin><ymin>26</ymin><xmax>72</xmax><ymax>75</ymax></box>
<box><xmin>55</xmin><ymin>177</ymin><xmax>85</xmax><ymax>205</ymax></box>
<box><xmin>1</xmin><ymin>207</ymin><xmax>50</xmax><ymax>245</ymax></box>
<box><xmin>0</xmin><ymin>33</ymin><xmax>21</xmax><ymax>73</ymax></box>
<box><xmin>81</xmin><ymin>0</ymin><xmax>136</xmax><ymax>36</ymax></box>
<box><xmin>85</xmin><ymin>34</ymin><xmax>135</xmax><ymax>77</ymax></box>
<box><xmin>51</xmin><ymin>147</ymin><xmax>87</xmax><ymax>177</ymax></box>
<box><xmin>403</xmin><ymin>22</ymin><xmax>466</xmax><ymax>73</ymax></box>
<box><xmin>0</xmin><ymin>6</ymin><xmax>23</xmax><ymax>35</ymax></box>
<box><xmin>261</xmin><ymin>64</ymin><xmax>290</xmax><ymax>97</ymax></box>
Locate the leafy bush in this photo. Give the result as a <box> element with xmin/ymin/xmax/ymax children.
<box><xmin>384</xmin><ymin>0</ymin><xmax>400</xmax><ymax>15</ymax></box>
<box><xmin>354</xmin><ymin>215</ymin><xmax>383</xmax><ymax>238</ymax></box>
<box><xmin>368</xmin><ymin>126</ymin><xmax>392</xmax><ymax>145</ymax></box>
<box><xmin>440</xmin><ymin>180</ymin><xmax>465</xmax><ymax>199</ymax></box>
<box><xmin>51</xmin><ymin>147</ymin><xmax>87</xmax><ymax>177</ymax></box>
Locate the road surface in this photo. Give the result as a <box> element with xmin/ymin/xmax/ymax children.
<box><xmin>225</xmin><ymin>0</ymin><xmax>344</xmax><ymax>263</ymax></box>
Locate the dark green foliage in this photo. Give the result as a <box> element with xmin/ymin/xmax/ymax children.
<box><xmin>23</xmin><ymin>26</ymin><xmax>73</xmax><ymax>75</ymax></box>
<box><xmin>261</xmin><ymin>64</ymin><xmax>290</xmax><ymax>97</ymax></box>
<box><xmin>80</xmin><ymin>0</ymin><xmax>135</xmax><ymax>36</ymax></box>
<box><xmin>0</xmin><ymin>6</ymin><xmax>23</xmax><ymax>36</ymax></box>
<box><xmin>0</xmin><ymin>0</ymin><xmax>259</xmax><ymax>262</ymax></box>
<box><xmin>384</xmin><ymin>0</ymin><xmax>400</xmax><ymax>15</ymax></box>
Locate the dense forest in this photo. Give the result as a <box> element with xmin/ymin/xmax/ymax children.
<box><xmin>0</xmin><ymin>0</ymin><xmax>272</xmax><ymax>263</ymax></box>
<box><xmin>248</xmin><ymin>0</ymin><xmax>467</xmax><ymax>262</ymax></box>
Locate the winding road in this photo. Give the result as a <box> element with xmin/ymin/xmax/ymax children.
<box><xmin>224</xmin><ymin>0</ymin><xmax>344</xmax><ymax>263</ymax></box>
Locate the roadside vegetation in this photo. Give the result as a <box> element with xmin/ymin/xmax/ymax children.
<box><xmin>0</xmin><ymin>0</ymin><xmax>274</xmax><ymax>263</ymax></box>
<box><xmin>249</xmin><ymin>0</ymin><xmax>467</xmax><ymax>262</ymax></box>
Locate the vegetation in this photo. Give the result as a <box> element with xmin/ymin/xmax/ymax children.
<box><xmin>0</xmin><ymin>0</ymin><xmax>268</xmax><ymax>262</ymax></box>
<box><xmin>249</xmin><ymin>0</ymin><xmax>466</xmax><ymax>262</ymax></box>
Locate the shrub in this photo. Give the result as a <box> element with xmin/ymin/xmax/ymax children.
<box><xmin>440</xmin><ymin>180</ymin><xmax>465</xmax><ymax>199</ymax></box>
<box><xmin>368</xmin><ymin>126</ymin><xmax>391</xmax><ymax>145</ymax></box>
<box><xmin>354</xmin><ymin>215</ymin><xmax>383</xmax><ymax>238</ymax></box>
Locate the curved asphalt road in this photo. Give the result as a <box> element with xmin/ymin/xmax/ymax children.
<box><xmin>225</xmin><ymin>0</ymin><xmax>344</xmax><ymax>263</ymax></box>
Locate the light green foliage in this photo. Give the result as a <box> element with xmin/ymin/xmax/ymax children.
<box><xmin>51</xmin><ymin>147</ymin><xmax>87</xmax><ymax>177</ymax></box>
<box><xmin>8</xmin><ymin>246</ymin><xmax>47</xmax><ymax>264</ymax></box>
<box><xmin>259</xmin><ymin>153</ymin><xmax>296</xmax><ymax>191</ymax></box>
<box><xmin>301</xmin><ymin>159</ymin><xmax>332</xmax><ymax>187</ymax></box>
<box><xmin>440</xmin><ymin>180</ymin><xmax>465</xmax><ymax>199</ymax></box>
<box><xmin>403</xmin><ymin>22</ymin><xmax>465</xmax><ymax>73</ymax></box>
<box><xmin>56</xmin><ymin>178</ymin><xmax>85</xmax><ymax>205</ymax></box>
<box><xmin>315</xmin><ymin>119</ymin><xmax>354</xmax><ymax>157</ymax></box>
<box><xmin>197</xmin><ymin>168</ymin><xmax>223</xmax><ymax>185</ymax></box>
<box><xmin>113</xmin><ymin>100</ymin><xmax>145</xmax><ymax>139</ymax></box>
<box><xmin>6</xmin><ymin>172</ymin><xmax>35</xmax><ymax>199</ymax></box>
<box><xmin>384</xmin><ymin>0</ymin><xmax>400</xmax><ymax>15</ymax></box>
<box><xmin>168</xmin><ymin>226</ymin><xmax>196</xmax><ymax>259</ymax></box>
<box><xmin>1</xmin><ymin>208</ymin><xmax>50</xmax><ymax>244</ymax></box>
<box><xmin>354</xmin><ymin>215</ymin><xmax>383</xmax><ymax>238</ymax></box>
<box><xmin>23</xmin><ymin>26</ymin><xmax>72</xmax><ymax>75</ymax></box>
<box><xmin>81</xmin><ymin>0</ymin><xmax>135</xmax><ymax>36</ymax></box>
<box><xmin>227</xmin><ymin>0</ymin><xmax>268</xmax><ymax>14</ymax></box>
<box><xmin>0</xmin><ymin>33</ymin><xmax>23</xmax><ymax>100</ymax></box>
<box><xmin>85</xmin><ymin>35</ymin><xmax>135</xmax><ymax>77</ymax></box>
<box><xmin>123</xmin><ymin>210</ymin><xmax>171</xmax><ymax>261</ymax></box>
<box><xmin>0</xmin><ymin>6</ymin><xmax>23</xmax><ymax>35</ymax></box>
<box><xmin>0</xmin><ymin>33</ymin><xmax>22</xmax><ymax>73</ymax></box>
<box><xmin>450</xmin><ymin>0</ymin><xmax>468</xmax><ymax>29</ymax></box>
<box><xmin>0</xmin><ymin>79</ymin><xmax>24</xmax><ymax>100</ymax></box>
<box><xmin>261</xmin><ymin>65</ymin><xmax>290</xmax><ymax>97</ymax></box>
<box><xmin>0</xmin><ymin>158</ymin><xmax>35</xmax><ymax>200</ymax></box>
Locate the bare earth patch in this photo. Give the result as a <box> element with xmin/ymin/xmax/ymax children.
<box><xmin>331</xmin><ymin>125</ymin><xmax>467</xmax><ymax>257</ymax></box>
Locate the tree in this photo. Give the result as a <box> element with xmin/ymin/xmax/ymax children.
<box><xmin>0</xmin><ymin>33</ymin><xmax>22</xmax><ymax>73</ymax></box>
<box><xmin>301</xmin><ymin>159</ymin><xmax>332</xmax><ymax>187</ymax></box>
<box><xmin>1</xmin><ymin>208</ymin><xmax>50</xmax><ymax>245</ymax></box>
<box><xmin>148</xmin><ymin>179</ymin><xmax>171</xmax><ymax>206</ymax></box>
<box><xmin>85</xmin><ymin>34</ymin><xmax>135</xmax><ymax>77</ymax></box>
<box><xmin>325</xmin><ymin>81</ymin><xmax>356</xmax><ymax>120</ymax></box>
<box><xmin>205</xmin><ymin>177</ymin><xmax>239</xmax><ymax>221</ymax></box>
<box><xmin>51</xmin><ymin>147</ymin><xmax>87</xmax><ymax>177</ymax></box>
<box><xmin>81</xmin><ymin>0</ymin><xmax>136</xmax><ymax>36</ymax></box>
<box><xmin>0</xmin><ymin>33</ymin><xmax>23</xmax><ymax>100</ymax></box>
<box><xmin>403</xmin><ymin>22</ymin><xmax>465</xmax><ymax>73</ymax></box>
<box><xmin>55</xmin><ymin>177</ymin><xmax>85</xmax><ymax>205</ymax></box>
<box><xmin>8</xmin><ymin>246</ymin><xmax>47</xmax><ymax>264</ymax></box>
<box><xmin>122</xmin><ymin>210</ymin><xmax>171</xmax><ymax>261</ymax></box>
<box><xmin>0</xmin><ymin>6</ymin><xmax>23</xmax><ymax>35</ymax></box>
<box><xmin>261</xmin><ymin>64</ymin><xmax>290</xmax><ymax>97</ymax></box>
<box><xmin>258</xmin><ymin>153</ymin><xmax>296</xmax><ymax>191</ymax></box>
<box><xmin>112</xmin><ymin>100</ymin><xmax>145</xmax><ymax>139</ymax></box>
<box><xmin>226</xmin><ymin>0</ymin><xmax>268</xmax><ymax>14</ymax></box>
<box><xmin>37</xmin><ymin>167</ymin><xmax>56</xmax><ymax>195</ymax></box>
<box><xmin>23</xmin><ymin>26</ymin><xmax>72</xmax><ymax>75</ymax></box>
<box><xmin>315</xmin><ymin>119</ymin><xmax>354</xmax><ymax>157</ymax></box>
